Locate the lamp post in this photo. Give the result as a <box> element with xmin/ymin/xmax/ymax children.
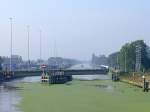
<box><xmin>142</xmin><ymin>75</ymin><xmax>145</xmax><ymax>83</ymax></box>
<box><xmin>27</xmin><ymin>25</ymin><xmax>30</xmax><ymax>71</ymax></box>
<box><xmin>142</xmin><ymin>75</ymin><xmax>148</xmax><ymax>92</ymax></box>
<box><xmin>125</xmin><ymin>51</ymin><xmax>127</xmax><ymax>72</ymax></box>
<box><xmin>9</xmin><ymin>17</ymin><xmax>13</xmax><ymax>72</ymax></box>
<box><xmin>40</xmin><ymin>30</ymin><xmax>42</xmax><ymax>67</ymax></box>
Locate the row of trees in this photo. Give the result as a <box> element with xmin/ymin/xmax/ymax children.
<box><xmin>108</xmin><ymin>40</ymin><xmax>150</xmax><ymax>72</ymax></box>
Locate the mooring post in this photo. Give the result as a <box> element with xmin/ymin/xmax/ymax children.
<box><xmin>145</xmin><ymin>80</ymin><xmax>149</xmax><ymax>92</ymax></box>
<box><xmin>142</xmin><ymin>75</ymin><xmax>149</xmax><ymax>92</ymax></box>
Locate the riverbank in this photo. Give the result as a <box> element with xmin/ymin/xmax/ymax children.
<box><xmin>18</xmin><ymin>80</ymin><xmax>150</xmax><ymax>112</ymax></box>
<box><xmin>120</xmin><ymin>72</ymin><xmax>150</xmax><ymax>89</ymax></box>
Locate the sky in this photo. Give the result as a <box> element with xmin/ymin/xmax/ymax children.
<box><xmin>0</xmin><ymin>0</ymin><xmax>150</xmax><ymax>60</ymax></box>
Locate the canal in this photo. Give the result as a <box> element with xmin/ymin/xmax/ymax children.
<box><xmin>0</xmin><ymin>74</ymin><xmax>108</xmax><ymax>112</ymax></box>
<box><xmin>1</xmin><ymin>64</ymin><xmax>150</xmax><ymax>112</ymax></box>
<box><xmin>19</xmin><ymin>76</ymin><xmax>150</xmax><ymax>112</ymax></box>
<box><xmin>0</xmin><ymin>76</ymin><xmax>40</xmax><ymax>112</ymax></box>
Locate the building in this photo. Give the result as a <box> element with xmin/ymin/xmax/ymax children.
<box><xmin>135</xmin><ymin>42</ymin><xmax>150</xmax><ymax>71</ymax></box>
<box><xmin>2</xmin><ymin>55</ymin><xmax>23</xmax><ymax>70</ymax></box>
<box><xmin>92</xmin><ymin>54</ymin><xmax>108</xmax><ymax>66</ymax></box>
<box><xmin>146</xmin><ymin>46</ymin><xmax>150</xmax><ymax>59</ymax></box>
<box><xmin>48</xmin><ymin>57</ymin><xmax>79</xmax><ymax>69</ymax></box>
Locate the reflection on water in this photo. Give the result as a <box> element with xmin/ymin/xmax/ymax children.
<box><xmin>92</xmin><ymin>84</ymin><xmax>113</xmax><ymax>91</ymax></box>
<box><xmin>11</xmin><ymin>76</ymin><xmax>40</xmax><ymax>83</ymax></box>
<box><xmin>0</xmin><ymin>76</ymin><xmax>40</xmax><ymax>112</ymax></box>
<box><xmin>0</xmin><ymin>83</ymin><xmax>21</xmax><ymax>112</ymax></box>
<box><xmin>73</xmin><ymin>75</ymin><xmax>110</xmax><ymax>80</ymax></box>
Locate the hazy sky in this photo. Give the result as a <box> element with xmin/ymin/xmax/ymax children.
<box><xmin>0</xmin><ymin>0</ymin><xmax>150</xmax><ymax>60</ymax></box>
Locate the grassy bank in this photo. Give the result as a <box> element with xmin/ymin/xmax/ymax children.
<box><xmin>120</xmin><ymin>72</ymin><xmax>150</xmax><ymax>88</ymax></box>
<box><xmin>18</xmin><ymin>80</ymin><xmax>150</xmax><ymax>112</ymax></box>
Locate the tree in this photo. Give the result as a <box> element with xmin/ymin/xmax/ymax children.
<box><xmin>118</xmin><ymin>43</ymin><xmax>136</xmax><ymax>72</ymax></box>
<box><xmin>118</xmin><ymin>40</ymin><xmax>150</xmax><ymax>72</ymax></box>
<box><xmin>108</xmin><ymin>52</ymin><xmax>119</xmax><ymax>69</ymax></box>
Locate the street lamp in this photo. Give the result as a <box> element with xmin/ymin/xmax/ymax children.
<box><xmin>9</xmin><ymin>17</ymin><xmax>13</xmax><ymax>71</ymax></box>
<box><xmin>40</xmin><ymin>30</ymin><xmax>42</xmax><ymax>67</ymax></box>
<box><xmin>142</xmin><ymin>75</ymin><xmax>145</xmax><ymax>79</ymax></box>
<box><xmin>125</xmin><ymin>51</ymin><xmax>127</xmax><ymax>72</ymax></box>
<box><xmin>27</xmin><ymin>25</ymin><xmax>30</xmax><ymax>71</ymax></box>
<box><xmin>142</xmin><ymin>75</ymin><xmax>145</xmax><ymax>84</ymax></box>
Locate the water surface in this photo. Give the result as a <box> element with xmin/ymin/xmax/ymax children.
<box><xmin>0</xmin><ymin>64</ymin><xmax>108</xmax><ymax>112</ymax></box>
<box><xmin>0</xmin><ymin>76</ymin><xmax>40</xmax><ymax>112</ymax></box>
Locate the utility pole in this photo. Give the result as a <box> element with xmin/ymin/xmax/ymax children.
<box><xmin>40</xmin><ymin>30</ymin><xmax>42</xmax><ymax>66</ymax></box>
<box><xmin>54</xmin><ymin>40</ymin><xmax>58</xmax><ymax>68</ymax></box>
<box><xmin>125</xmin><ymin>51</ymin><xmax>127</xmax><ymax>72</ymax></box>
<box><xmin>54</xmin><ymin>40</ymin><xmax>57</xmax><ymax>58</ymax></box>
<box><xmin>117</xmin><ymin>54</ymin><xmax>119</xmax><ymax>70</ymax></box>
<box><xmin>9</xmin><ymin>17</ymin><xmax>13</xmax><ymax>72</ymax></box>
<box><xmin>27</xmin><ymin>25</ymin><xmax>30</xmax><ymax>71</ymax></box>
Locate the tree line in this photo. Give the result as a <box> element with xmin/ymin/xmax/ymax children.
<box><xmin>108</xmin><ymin>40</ymin><xmax>150</xmax><ymax>72</ymax></box>
<box><xmin>92</xmin><ymin>40</ymin><xmax>150</xmax><ymax>72</ymax></box>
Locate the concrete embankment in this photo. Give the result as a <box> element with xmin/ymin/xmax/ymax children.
<box><xmin>0</xmin><ymin>71</ymin><xmax>42</xmax><ymax>82</ymax></box>
<box><xmin>120</xmin><ymin>79</ymin><xmax>143</xmax><ymax>88</ymax></box>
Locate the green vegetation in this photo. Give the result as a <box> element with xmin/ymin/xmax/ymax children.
<box><xmin>108</xmin><ymin>52</ymin><xmax>119</xmax><ymax>68</ymax></box>
<box><xmin>108</xmin><ymin>40</ymin><xmax>150</xmax><ymax>72</ymax></box>
<box><xmin>19</xmin><ymin>80</ymin><xmax>150</xmax><ymax>112</ymax></box>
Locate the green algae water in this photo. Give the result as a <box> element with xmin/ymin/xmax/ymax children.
<box><xmin>19</xmin><ymin>80</ymin><xmax>150</xmax><ymax>112</ymax></box>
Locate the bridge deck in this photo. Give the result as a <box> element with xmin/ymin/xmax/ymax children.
<box><xmin>0</xmin><ymin>69</ymin><xmax>109</xmax><ymax>82</ymax></box>
<box><xmin>14</xmin><ymin>69</ymin><xmax>108</xmax><ymax>75</ymax></box>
